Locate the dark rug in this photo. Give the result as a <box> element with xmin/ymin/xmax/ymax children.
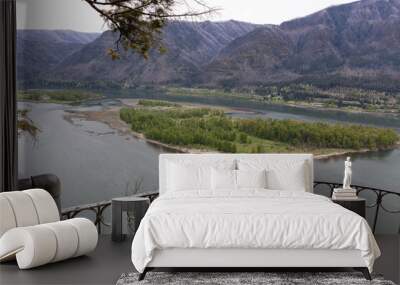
<box><xmin>116</xmin><ymin>272</ymin><xmax>396</xmax><ymax>285</ymax></box>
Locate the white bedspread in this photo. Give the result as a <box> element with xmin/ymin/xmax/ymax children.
<box><xmin>131</xmin><ymin>190</ymin><xmax>380</xmax><ymax>273</ymax></box>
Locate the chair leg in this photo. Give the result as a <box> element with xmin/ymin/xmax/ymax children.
<box><xmin>354</xmin><ymin>267</ymin><xmax>372</xmax><ymax>280</ymax></box>
<box><xmin>138</xmin><ymin>268</ymin><xmax>148</xmax><ymax>281</ymax></box>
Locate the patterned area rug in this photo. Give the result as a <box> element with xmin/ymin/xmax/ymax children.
<box><xmin>117</xmin><ymin>272</ymin><xmax>395</xmax><ymax>285</ymax></box>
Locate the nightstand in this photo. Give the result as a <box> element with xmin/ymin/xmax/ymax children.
<box><xmin>112</xmin><ymin>196</ymin><xmax>150</xmax><ymax>242</ymax></box>
<box><xmin>332</xmin><ymin>197</ymin><xmax>366</xmax><ymax>218</ymax></box>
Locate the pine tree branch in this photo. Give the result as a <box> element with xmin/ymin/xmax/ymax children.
<box><xmin>82</xmin><ymin>0</ymin><xmax>217</xmax><ymax>58</ymax></box>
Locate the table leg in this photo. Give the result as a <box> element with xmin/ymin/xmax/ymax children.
<box><xmin>112</xmin><ymin>202</ymin><xmax>123</xmax><ymax>242</ymax></box>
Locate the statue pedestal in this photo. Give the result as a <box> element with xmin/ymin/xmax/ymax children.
<box><xmin>334</xmin><ymin>188</ymin><xmax>356</xmax><ymax>193</ymax></box>
<box><xmin>332</xmin><ymin>188</ymin><xmax>358</xmax><ymax>200</ymax></box>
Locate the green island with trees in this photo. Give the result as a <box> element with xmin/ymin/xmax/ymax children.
<box><xmin>120</xmin><ymin>100</ymin><xmax>398</xmax><ymax>154</ymax></box>
<box><xmin>137</xmin><ymin>99</ymin><xmax>181</xmax><ymax>108</ymax></box>
<box><xmin>18</xmin><ymin>90</ymin><xmax>102</xmax><ymax>104</ymax></box>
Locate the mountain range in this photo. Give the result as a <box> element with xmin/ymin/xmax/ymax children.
<box><xmin>17</xmin><ymin>0</ymin><xmax>400</xmax><ymax>91</ymax></box>
<box><xmin>17</xmin><ymin>30</ymin><xmax>99</xmax><ymax>83</ymax></box>
<box><xmin>204</xmin><ymin>0</ymin><xmax>400</xmax><ymax>90</ymax></box>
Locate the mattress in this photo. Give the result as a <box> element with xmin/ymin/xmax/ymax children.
<box><xmin>131</xmin><ymin>190</ymin><xmax>380</xmax><ymax>273</ymax></box>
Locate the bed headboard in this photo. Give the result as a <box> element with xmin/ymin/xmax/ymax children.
<box><xmin>159</xmin><ymin>154</ymin><xmax>314</xmax><ymax>195</ymax></box>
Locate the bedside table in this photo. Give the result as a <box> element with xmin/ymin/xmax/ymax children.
<box><xmin>332</xmin><ymin>197</ymin><xmax>366</xmax><ymax>218</ymax></box>
<box><xmin>112</xmin><ymin>196</ymin><xmax>150</xmax><ymax>242</ymax></box>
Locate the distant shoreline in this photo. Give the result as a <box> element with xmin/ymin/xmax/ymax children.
<box><xmin>164</xmin><ymin>87</ymin><xmax>400</xmax><ymax>118</ymax></box>
<box><xmin>17</xmin><ymin>86</ymin><xmax>400</xmax><ymax>120</ymax></box>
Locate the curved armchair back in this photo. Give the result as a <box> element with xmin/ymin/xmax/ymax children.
<box><xmin>0</xmin><ymin>189</ymin><xmax>60</xmax><ymax>237</ymax></box>
<box><xmin>18</xmin><ymin>174</ymin><xmax>61</xmax><ymax>211</ymax></box>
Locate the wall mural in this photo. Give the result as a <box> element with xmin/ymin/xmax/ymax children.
<box><xmin>16</xmin><ymin>0</ymin><xmax>400</xmax><ymax>233</ymax></box>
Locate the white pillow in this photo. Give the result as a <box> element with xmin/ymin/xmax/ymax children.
<box><xmin>211</xmin><ymin>168</ymin><xmax>236</xmax><ymax>191</ymax></box>
<box><xmin>211</xmin><ymin>168</ymin><xmax>268</xmax><ymax>191</ymax></box>
<box><xmin>267</xmin><ymin>161</ymin><xmax>309</xmax><ymax>192</ymax></box>
<box><xmin>167</xmin><ymin>162</ymin><xmax>211</xmax><ymax>192</ymax></box>
<box><xmin>236</xmin><ymin>169</ymin><xmax>267</xmax><ymax>189</ymax></box>
<box><xmin>238</xmin><ymin>159</ymin><xmax>310</xmax><ymax>192</ymax></box>
<box><xmin>166</xmin><ymin>159</ymin><xmax>237</xmax><ymax>193</ymax></box>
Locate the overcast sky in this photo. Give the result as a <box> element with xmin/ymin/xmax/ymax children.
<box><xmin>17</xmin><ymin>0</ymin><xmax>357</xmax><ymax>32</ymax></box>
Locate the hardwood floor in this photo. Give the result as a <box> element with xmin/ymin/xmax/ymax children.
<box><xmin>0</xmin><ymin>235</ymin><xmax>398</xmax><ymax>285</ymax></box>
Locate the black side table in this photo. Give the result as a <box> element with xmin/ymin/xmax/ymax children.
<box><xmin>332</xmin><ymin>197</ymin><xmax>366</xmax><ymax>218</ymax></box>
<box><xmin>112</xmin><ymin>196</ymin><xmax>150</xmax><ymax>242</ymax></box>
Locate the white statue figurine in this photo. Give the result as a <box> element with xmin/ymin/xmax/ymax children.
<box><xmin>343</xmin><ymin>157</ymin><xmax>352</xmax><ymax>190</ymax></box>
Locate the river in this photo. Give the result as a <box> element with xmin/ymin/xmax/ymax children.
<box><xmin>17</xmin><ymin>94</ymin><xmax>400</xmax><ymax>233</ymax></box>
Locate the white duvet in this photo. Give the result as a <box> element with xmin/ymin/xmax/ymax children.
<box><xmin>131</xmin><ymin>190</ymin><xmax>380</xmax><ymax>273</ymax></box>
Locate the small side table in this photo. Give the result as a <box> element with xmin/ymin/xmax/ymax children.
<box><xmin>332</xmin><ymin>197</ymin><xmax>366</xmax><ymax>218</ymax></box>
<box><xmin>112</xmin><ymin>196</ymin><xmax>150</xmax><ymax>242</ymax></box>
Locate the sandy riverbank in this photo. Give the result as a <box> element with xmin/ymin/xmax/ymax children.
<box><xmin>64</xmin><ymin>103</ymin><xmax>208</xmax><ymax>154</ymax></box>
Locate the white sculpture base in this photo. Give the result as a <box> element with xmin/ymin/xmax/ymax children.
<box><xmin>332</xmin><ymin>188</ymin><xmax>358</xmax><ymax>200</ymax></box>
<box><xmin>334</xmin><ymin>188</ymin><xmax>356</xmax><ymax>193</ymax></box>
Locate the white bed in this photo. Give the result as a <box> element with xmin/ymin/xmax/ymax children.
<box><xmin>131</xmin><ymin>154</ymin><xmax>380</xmax><ymax>280</ymax></box>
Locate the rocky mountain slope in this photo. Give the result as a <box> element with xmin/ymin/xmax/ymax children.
<box><xmin>49</xmin><ymin>20</ymin><xmax>257</xmax><ymax>86</ymax></box>
<box><xmin>17</xmin><ymin>30</ymin><xmax>99</xmax><ymax>84</ymax></box>
<box><xmin>204</xmin><ymin>0</ymin><xmax>400</xmax><ymax>89</ymax></box>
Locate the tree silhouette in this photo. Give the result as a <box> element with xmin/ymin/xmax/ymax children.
<box><xmin>83</xmin><ymin>0</ymin><xmax>216</xmax><ymax>59</ymax></box>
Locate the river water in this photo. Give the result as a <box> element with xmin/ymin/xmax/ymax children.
<box><xmin>17</xmin><ymin>94</ymin><xmax>400</xmax><ymax>233</ymax></box>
